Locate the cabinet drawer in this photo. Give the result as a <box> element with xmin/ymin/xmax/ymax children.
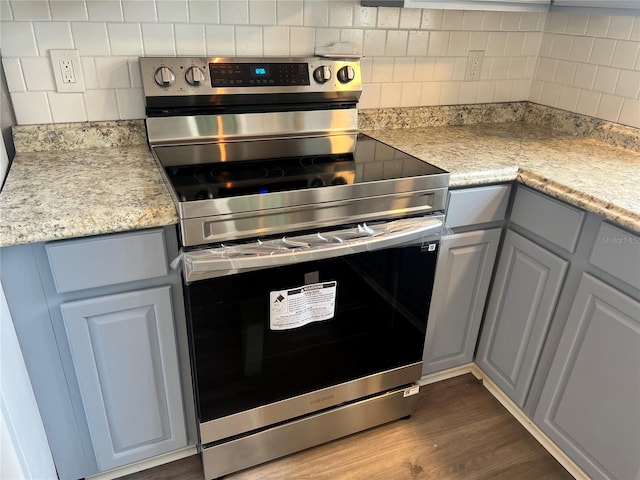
<box><xmin>46</xmin><ymin>229</ymin><xmax>168</xmax><ymax>294</ymax></box>
<box><xmin>510</xmin><ymin>187</ymin><xmax>584</xmax><ymax>253</ymax></box>
<box><xmin>446</xmin><ymin>184</ymin><xmax>511</xmax><ymax>228</ymax></box>
<box><xmin>589</xmin><ymin>222</ymin><xmax>640</xmax><ymax>290</ymax></box>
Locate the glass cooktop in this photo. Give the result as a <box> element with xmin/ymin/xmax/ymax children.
<box><xmin>157</xmin><ymin>134</ymin><xmax>446</xmax><ymax>202</ymax></box>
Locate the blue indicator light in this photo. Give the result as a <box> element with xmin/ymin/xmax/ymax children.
<box><xmin>255</xmin><ymin>67</ymin><xmax>266</xmax><ymax>75</ymax></box>
<box><xmin>259</xmin><ymin>188</ymin><xmax>269</xmax><ymax>194</ymax></box>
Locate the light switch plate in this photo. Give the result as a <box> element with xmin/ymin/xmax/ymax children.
<box><xmin>50</xmin><ymin>50</ymin><xmax>85</xmax><ymax>93</ymax></box>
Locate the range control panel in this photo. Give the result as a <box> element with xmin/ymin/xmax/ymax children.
<box><xmin>140</xmin><ymin>56</ymin><xmax>362</xmax><ymax>99</ymax></box>
<box><xmin>210</xmin><ymin>62</ymin><xmax>309</xmax><ymax>87</ymax></box>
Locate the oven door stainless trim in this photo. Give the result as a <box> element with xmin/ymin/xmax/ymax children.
<box><xmin>201</xmin><ymin>381</ymin><xmax>420</xmax><ymax>479</ymax></box>
<box><xmin>183</xmin><ymin>215</ymin><xmax>443</xmax><ymax>282</ymax></box>
<box><xmin>199</xmin><ymin>362</ymin><xmax>422</xmax><ymax>445</ymax></box>
<box><xmin>179</xmin><ymin>188</ymin><xmax>448</xmax><ymax>247</ymax></box>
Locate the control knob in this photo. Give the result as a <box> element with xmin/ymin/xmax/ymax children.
<box><xmin>185</xmin><ymin>66</ymin><xmax>206</xmax><ymax>86</ymax></box>
<box><xmin>337</xmin><ymin>66</ymin><xmax>355</xmax><ymax>84</ymax></box>
<box><xmin>313</xmin><ymin>66</ymin><xmax>331</xmax><ymax>84</ymax></box>
<box><xmin>154</xmin><ymin>66</ymin><xmax>175</xmax><ymax>87</ymax></box>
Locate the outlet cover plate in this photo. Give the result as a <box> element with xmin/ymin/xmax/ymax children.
<box><xmin>464</xmin><ymin>50</ymin><xmax>485</xmax><ymax>82</ymax></box>
<box><xmin>50</xmin><ymin>50</ymin><xmax>85</xmax><ymax>93</ymax></box>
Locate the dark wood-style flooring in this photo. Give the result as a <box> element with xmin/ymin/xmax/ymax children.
<box><xmin>121</xmin><ymin>374</ymin><xmax>573</xmax><ymax>480</ymax></box>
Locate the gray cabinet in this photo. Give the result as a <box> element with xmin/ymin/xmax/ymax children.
<box><xmin>61</xmin><ymin>286</ymin><xmax>187</xmax><ymax>471</ymax></box>
<box><xmin>422</xmin><ymin>184</ymin><xmax>510</xmax><ymax>376</ymax></box>
<box><xmin>475</xmin><ymin>230</ymin><xmax>569</xmax><ymax>406</ymax></box>
<box><xmin>475</xmin><ymin>185</ymin><xmax>639</xmax><ymax>479</ymax></box>
<box><xmin>422</xmin><ymin>229</ymin><xmax>501</xmax><ymax>374</ymax></box>
<box><xmin>0</xmin><ymin>227</ymin><xmax>194</xmax><ymax>480</ymax></box>
<box><xmin>533</xmin><ymin>274</ymin><xmax>640</xmax><ymax>480</ymax></box>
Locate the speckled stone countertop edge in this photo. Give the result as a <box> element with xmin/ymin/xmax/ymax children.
<box><xmin>446</xmin><ymin>169</ymin><xmax>640</xmax><ymax>234</ymax></box>
<box><xmin>0</xmin><ymin>145</ymin><xmax>179</xmax><ymax>248</ymax></box>
<box><xmin>517</xmin><ymin>170</ymin><xmax>640</xmax><ymax>234</ymax></box>
<box><xmin>0</xmin><ymin>216</ymin><xmax>178</xmax><ymax>248</ymax></box>
<box><xmin>448</xmin><ymin>168</ymin><xmax>519</xmax><ymax>188</ymax></box>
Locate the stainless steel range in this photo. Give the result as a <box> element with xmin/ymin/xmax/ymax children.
<box><xmin>141</xmin><ymin>56</ymin><xmax>449</xmax><ymax>479</ymax></box>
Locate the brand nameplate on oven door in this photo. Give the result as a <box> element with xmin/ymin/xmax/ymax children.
<box><xmin>270</xmin><ymin>281</ymin><xmax>337</xmax><ymax>330</ymax></box>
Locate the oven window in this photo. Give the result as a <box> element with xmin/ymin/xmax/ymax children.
<box><xmin>185</xmin><ymin>243</ymin><xmax>437</xmax><ymax>423</ymax></box>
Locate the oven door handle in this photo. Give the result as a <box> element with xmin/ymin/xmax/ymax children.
<box><xmin>182</xmin><ymin>215</ymin><xmax>443</xmax><ymax>282</ymax></box>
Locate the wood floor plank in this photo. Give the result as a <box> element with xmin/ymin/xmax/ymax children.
<box><xmin>120</xmin><ymin>374</ymin><xmax>573</xmax><ymax>480</ymax></box>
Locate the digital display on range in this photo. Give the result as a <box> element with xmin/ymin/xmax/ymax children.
<box><xmin>209</xmin><ymin>62</ymin><xmax>310</xmax><ymax>87</ymax></box>
<box><xmin>252</xmin><ymin>66</ymin><xmax>268</xmax><ymax>77</ymax></box>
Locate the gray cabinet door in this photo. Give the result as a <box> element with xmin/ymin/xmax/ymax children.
<box><xmin>422</xmin><ymin>229</ymin><xmax>501</xmax><ymax>374</ymax></box>
<box><xmin>534</xmin><ymin>274</ymin><xmax>640</xmax><ymax>480</ymax></box>
<box><xmin>60</xmin><ymin>286</ymin><xmax>187</xmax><ymax>472</ymax></box>
<box><xmin>476</xmin><ymin>230</ymin><xmax>569</xmax><ymax>406</ymax></box>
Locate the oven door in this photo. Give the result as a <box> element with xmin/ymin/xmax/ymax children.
<box><xmin>183</xmin><ymin>215</ymin><xmax>443</xmax><ymax>445</ymax></box>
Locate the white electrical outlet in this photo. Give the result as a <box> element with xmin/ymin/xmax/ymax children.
<box><xmin>50</xmin><ymin>50</ymin><xmax>85</xmax><ymax>93</ymax></box>
<box><xmin>60</xmin><ymin>60</ymin><xmax>75</xmax><ymax>83</ymax></box>
<box><xmin>464</xmin><ymin>50</ymin><xmax>485</xmax><ymax>82</ymax></box>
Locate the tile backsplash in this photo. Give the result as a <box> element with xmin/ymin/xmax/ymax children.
<box><xmin>1</xmin><ymin>0</ymin><xmax>638</xmax><ymax>128</ymax></box>
<box><xmin>532</xmin><ymin>11</ymin><xmax>639</xmax><ymax>128</ymax></box>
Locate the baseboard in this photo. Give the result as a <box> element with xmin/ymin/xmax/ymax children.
<box><xmin>469</xmin><ymin>364</ymin><xmax>590</xmax><ymax>480</ymax></box>
<box><xmin>86</xmin><ymin>445</ymin><xmax>198</xmax><ymax>480</ymax></box>
<box><xmin>419</xmin><ymin>363</ymin><xmax>474</xmax><ymax>385</ymax></box>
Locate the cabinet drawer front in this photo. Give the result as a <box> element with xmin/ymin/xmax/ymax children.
<box><xmin>46</xmin><ymin>229</ymin><xmax>168</xmax><ymax>294</ymax></box>
<box><xmin>589</xmin><ymin>222</ymin><xmax>640</xmax><ymax>291</ymax></box>
<box><xmin>446</xmin><ymin>184</ymin><xmax>511</xmax><ymax>228</ymax></box>
<box><xmin>510</xmin><ymin>187</ymin><xmax>584</xmax><ymax>253</ymax></box>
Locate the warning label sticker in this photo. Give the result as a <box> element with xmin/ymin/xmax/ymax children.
<box><xmin>270</xmin><ymin>281</ymin><xmax>337</xmax><ymax>330</ymax></box>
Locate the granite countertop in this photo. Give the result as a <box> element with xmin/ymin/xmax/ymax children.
<box><xmin>364</xmin><ymin>122</ymin><xmax>640</xmax><ymax>234</ymax></box>
<box><xmin>1</xmin><ymin>110</ymin><xmax>639</xmax><ymax>248</ymax></box>
<box><xmin>0</xmin><ymin>145</ymin><xmax>178</xmax><ymax>247</ymax></box>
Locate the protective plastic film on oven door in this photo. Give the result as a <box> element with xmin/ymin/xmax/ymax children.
<box><xmin>177</xmin><ymin>215</ymin><xmax>444</xmax><ymax>282</ymax></box>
